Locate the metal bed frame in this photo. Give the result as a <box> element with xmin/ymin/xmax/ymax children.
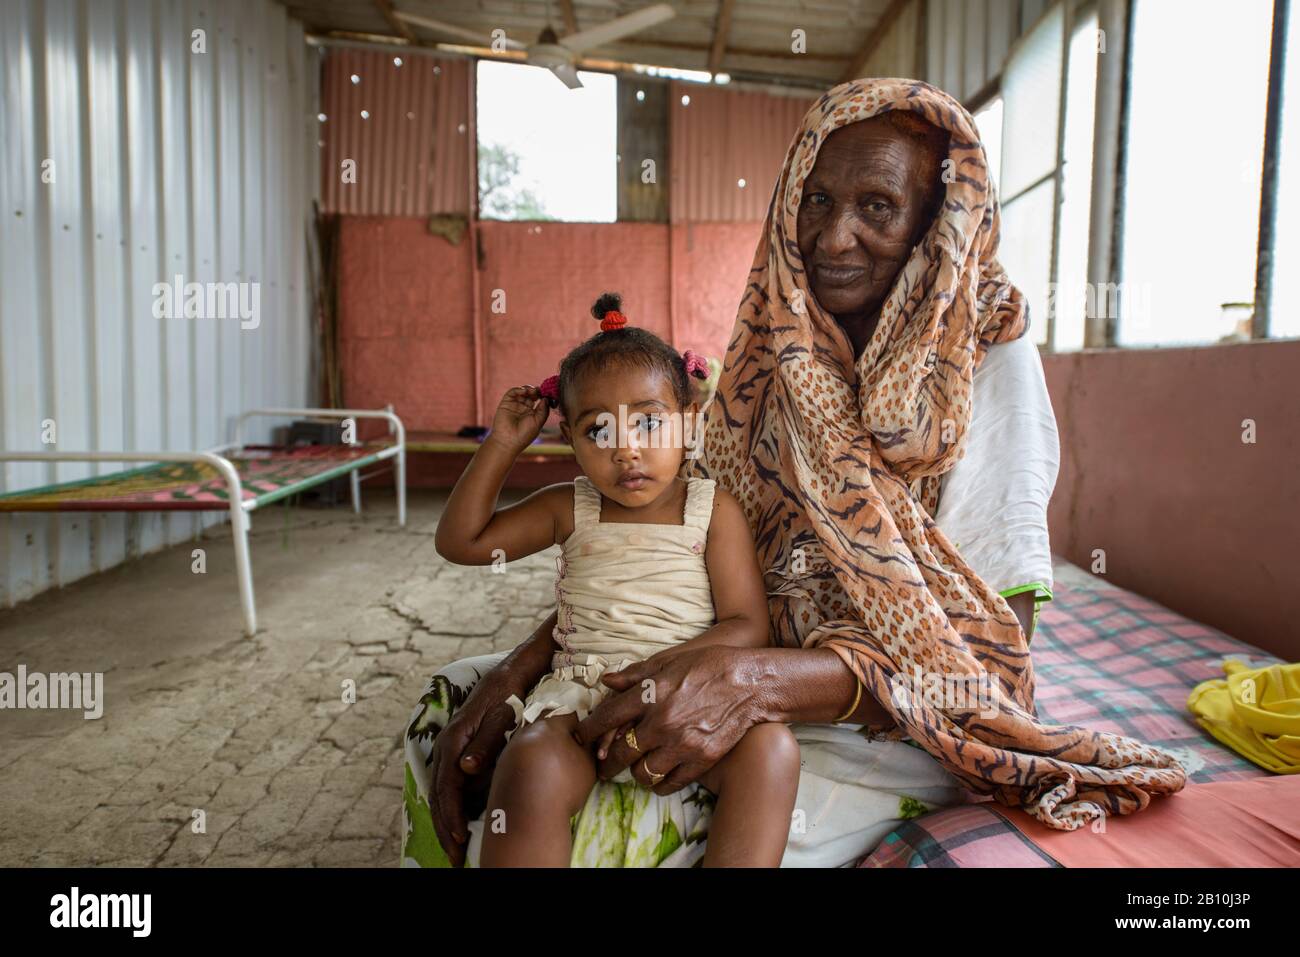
<box><xmin>0</xmin><ymin>407</ymin><xmax>406</xmax><ymax>637</ymax></box>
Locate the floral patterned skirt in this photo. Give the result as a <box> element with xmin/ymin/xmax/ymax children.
<box><xmin>401</xmin><ymin>653</ymin><xmax>965</xmax><ymax>867</ymax></box>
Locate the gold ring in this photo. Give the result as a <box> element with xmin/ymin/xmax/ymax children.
<box><xmin>624</xmin><ymin>728</ymin><xmax>641</xmax><ymax>753</ymax></box>
<box><xmin>641</xmin><ymin>758</ymin><xmax>666</xmax><ymax>785</ymax></box>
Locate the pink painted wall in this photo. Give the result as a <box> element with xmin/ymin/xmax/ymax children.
<box><xmin>477</xmin><ymin>221</ymin><xmax>671</xmax><ymax>413</ymax></box>
<box><xmin>337</xmin><ymin>216</ymin><xmax>475</xmax><ymax>436</ymax></box>
<box><xmin>1042</xmin><ymin>340</ymin><xmax>1300</xmax><ymax>658</ymax></box>
<box><xmin>338</xmin><ymin>217</ymin><xmax>763</xmax><ymax>435</ymax></box>
<box><xmin>671</xmin><ymin>222</ymin><xmax>765</xmax><ymax>350</ymax></box>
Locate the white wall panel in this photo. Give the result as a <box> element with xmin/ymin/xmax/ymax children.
<box><xmin>926</xmin><ymin>0</ymin><xmax>1034</xmax><ymax>103</ymax></box>
<box><xmin>188</xmin><ymin>1</ymin><xmax>218</xmax><ymax>480</ymax></box>
<box><xmin>963</xmin><ymin>0</ymin><xmax>989</xmax><ymax>97</ymax></box>
<box><xmin>0</xmin><ymin>0</ymin><xmax>317</xmax><ymax>608</ymax></box>
<box><xmin>987</xmin><ymin>0</ymin><xmax>1017</xmax><ymax>76</ymax></box>
<box><xmin>156</xmin><ymin>0</ymin><xmax>198</xmax><ymax>548</ymax></box>
<box><xmin>857</xmin><ymin>0</ymin><xmax>922</xmax><ymax>79</ymax></box>
<box><xmin>926</xmin><ymin>0</ymin><xmax>945</xmax><ymax>92</ymax></box>
<box><xmin>85</xmin><ymin>0</ymin><xmax>129</xmax><ymax>571</ymax></box>
<box><xmin>1023</xmin><ymin>0</ymin><xmax>1050</xmax><ymax>28</ymax></box>
<box><xmin>0</xmin><ymin>0</ymin><xmax>52</xmax><ymax>598</ymax></box>
<box><xmin>939</xmin><ymin>0</ymin><xmax>965</xmax><ymax>97</ymax></box>
<box><xmin>215</xmin><ymin>0</ymin><xmax>241</xmax><ymax>457</ymax></box>
<box><xmin>262</xmin><ymin>5</ymin><xmax>287</xmax><ymax>428</ymax></box>
<box><xmin>43</xmin><ymin>0</ymin><xmax>95</xmax><ymax>585</ymax></box>
<box><xmin>122</xmin><ymin>0</ymin><xmax>166</xmax><ymax>556</ymax></box>
<box><xmin>240</xmin><ymin>0</ymin><xmax>265</xmax><ymax>418</ymax></box>
<box><xmin>288</xmin><ymin>21</ymin><xmax>314</xmax><ymax>428</ymax></box>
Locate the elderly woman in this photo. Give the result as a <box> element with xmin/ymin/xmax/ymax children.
<box><xmin>400</xmin><ymin>79</ymin><xmax>1185</xmax><ymax>867</ymax></box>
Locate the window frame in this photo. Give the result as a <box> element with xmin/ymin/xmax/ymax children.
<box><xmin>968</xmin><ymin>0</ymin><xmax>1294</xmax><ymax>350</ymax></box>
<box><xmin>1252</xmin><ymin>0</ymin><xmax>1292</xmax><ymax>339</ymax></box>
<box><xmin>975</xmin><ymin>0</ymin><xmax>1097</xmax><ymax>353</ymax></box>
<box><xmin>1104</xmin><ymin>0</ymin><xmax>1294</xmax><ymax>346</ymax></box>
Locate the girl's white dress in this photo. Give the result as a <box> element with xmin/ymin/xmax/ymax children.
<box><xmin>459</xmin><ymin>474</ymin><xmax>751</xmax><ymax>866</ymax></box>
<box><xmin>503</xmin><ymin>474</ymin><xmax>719</xmax><ymax>751</ymax></box>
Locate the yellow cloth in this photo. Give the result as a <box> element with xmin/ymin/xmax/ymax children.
<box><xmin>1187</xmin><ymin>659</ymin><xmax>1300</xmax><ymax>774</ymax></box>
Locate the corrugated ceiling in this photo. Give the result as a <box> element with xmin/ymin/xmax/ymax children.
<box><xmin>276</xmin><ymin>0</ymin><xmax>903</xmax><ymax>87</ymax></box>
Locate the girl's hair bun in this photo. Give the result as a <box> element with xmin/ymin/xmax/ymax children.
<box><xmin>591</xmin><ymin>292</ymin><xmax>623</xmax><ymax>321</ymax></box>
<box><xmin>595</xmin><ymin>291</ymin><xmax>624</xmax><ymax>321</ymax></box>
<box><xmin>591</xmin><ymin>292</ymin><xmax>627</xmax><ymax>332</ymax></box>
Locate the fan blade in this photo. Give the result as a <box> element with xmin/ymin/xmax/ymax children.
<box><xmin>551</xmin><ymin>63</ymin><xmax>584</xmax><ymax>89</ymax></box>
<box><xmin>558</xmin><ymin>3</ymin><xmax>676</xmax><ymax>54</ymax></box>
<box><xmin>393</xmin><ymin>10</ymin><xmax>528</xmax><ymax>50</ymax></box>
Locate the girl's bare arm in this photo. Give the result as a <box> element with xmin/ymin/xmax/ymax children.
<box><xmin>435</xmin><ymin>385</ymin><xmax>569</xmax><ymax>565</ymax></box>
<box><xmin>434</xmin><ymin>442</ymin><xmax>571</xmax><ymax>565</ymax></box>
<box><xmin>685</xmin><ymin>486</ymin><xmax>770</xmax><ymax>650</ymax></box>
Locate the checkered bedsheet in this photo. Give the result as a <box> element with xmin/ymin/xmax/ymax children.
<box><xmin>0</xmin><ymin>444</ymin><xmax>387</xmax><ymax>512</ymax></box>
<box><xmin>860</xmin><ymin>565</ymin><xmax>1277</xmax><ymax>868</ymax></box>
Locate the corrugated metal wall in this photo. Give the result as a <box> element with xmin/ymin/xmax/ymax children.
<box><xmin>858</xmin><ymin>0</ymin><xmax>924</xmax><ymax>79</ymax></box>
<box><xmin>319</xmin><ymin>49</ymin><xmax>471</xmax><ymax>215</ymax></box>
<box><xmin>668</xmin><ymin>80</ymin><xmax>816</xmax><ymax>222</ymax></box>
<box><xmin>925</xmin><ymin>0</ymin><xmax>1038</xmax><ymax>103</ymax></box>
<box><xmin>0</xmin><ymin>0</ymin><xmax>318</xmax><ymax>608</ymax></box>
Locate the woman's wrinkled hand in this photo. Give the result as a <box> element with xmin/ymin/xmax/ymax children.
<box><xmin>427</xmin><ymin>665</ymin><xmax>529</xmax><ymax>867</ymax></box>
<box><xmin>574</xmin><ymin>644</ymin><xmax>762</xmax><ymax>796</ymax></box>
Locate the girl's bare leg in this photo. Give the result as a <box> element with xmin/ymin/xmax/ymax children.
<box><xmin>480</xmin><ymin>713</ymin><xmax>597</xmax><ymax>867</ymax></box>
<box><xmin>697</xmin><ymin>722</ymin><xmax>800</xmax><ymax>867</ymax></box>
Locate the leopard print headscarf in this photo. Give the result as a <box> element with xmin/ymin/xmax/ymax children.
<box><xmin>688</xmin><ymin>78</ymin><xmax>1185</xmax><ymax>829</ymax></box>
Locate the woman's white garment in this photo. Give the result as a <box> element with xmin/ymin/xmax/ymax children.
<box><xmin>936</xmin><ymin>334</ymin><xmax>1060</xmax><ymax>599</ymax></box>
<box><xmin>437</xmin><ymin>337</ymin><xmax>1060</xmax><ymax>868</ymax></box>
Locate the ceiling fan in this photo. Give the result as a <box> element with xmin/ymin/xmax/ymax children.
<box><xmin>393</xmin><ymin>2</ymin><xmax>677</xmax><ymax>89</ymax></box>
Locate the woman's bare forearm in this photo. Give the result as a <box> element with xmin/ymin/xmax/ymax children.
<box><xmin>739</xmin><ymin>596</ymin><xmax>1033</xmax><ymax>727</ymax></box>
<box><xmin>488</xmin><ymin>609</ymin><xmax>560</xmax><ymax>695</ymax></box>
<box><xmin>738</xmin><ymin>646</ymin><xmax>893</xmax><ymax>727</ymax></box>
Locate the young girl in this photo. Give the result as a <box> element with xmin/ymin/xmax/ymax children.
<box><xmin>434</xmin><ymin>293</ymin><xmax>800</xmax><ymax>867</ymax></box>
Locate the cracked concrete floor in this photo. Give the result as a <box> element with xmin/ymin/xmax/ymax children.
<box><xmin>0</xmin><ymin>489</ymin><xmax>557</xmax><ymax>867</ymax></box>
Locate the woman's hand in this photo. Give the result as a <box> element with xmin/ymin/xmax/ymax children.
<box><xmin>575</xmin><ymin>645</ymin><xmax>762</xmax><ymax>796</ymax></box>
<box><xmin>428</xmin><ymin>663</ymin><xmax>531</xmax><ymax>867</ymax></box>
<box><xmin>590</xmin><ymin>645</ymin><xmax>696</xmax><ymax>760</ymax></box>
<box><xmin>488</xmin><ymin>385</ymin><xmax>550</xmax><ymax>453</ymax></box>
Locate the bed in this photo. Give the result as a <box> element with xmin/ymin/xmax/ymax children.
<box><xmin>0</xmin><ymin>407</ymin><xmax>406</xmax><ymax>637</ymax></box>
<box><xmin>860</xmin><ymin>560</ymin><xmax>1297</xmax><ymax>867</ymax></box>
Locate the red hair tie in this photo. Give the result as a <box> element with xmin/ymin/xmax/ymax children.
<box><xmin>682</xmin><ymin>350</ymin><xmax>709</xmax><ymax>379</ymax></box>
<box><xmin>538</xmin><ymin>374</ymin><xmax>561</xmax><ymax>408</ymax></box>
<box><xmin>599</xmin><ymin>310</ymin><xmax>628</xmax><ymax>332</ymax></box>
